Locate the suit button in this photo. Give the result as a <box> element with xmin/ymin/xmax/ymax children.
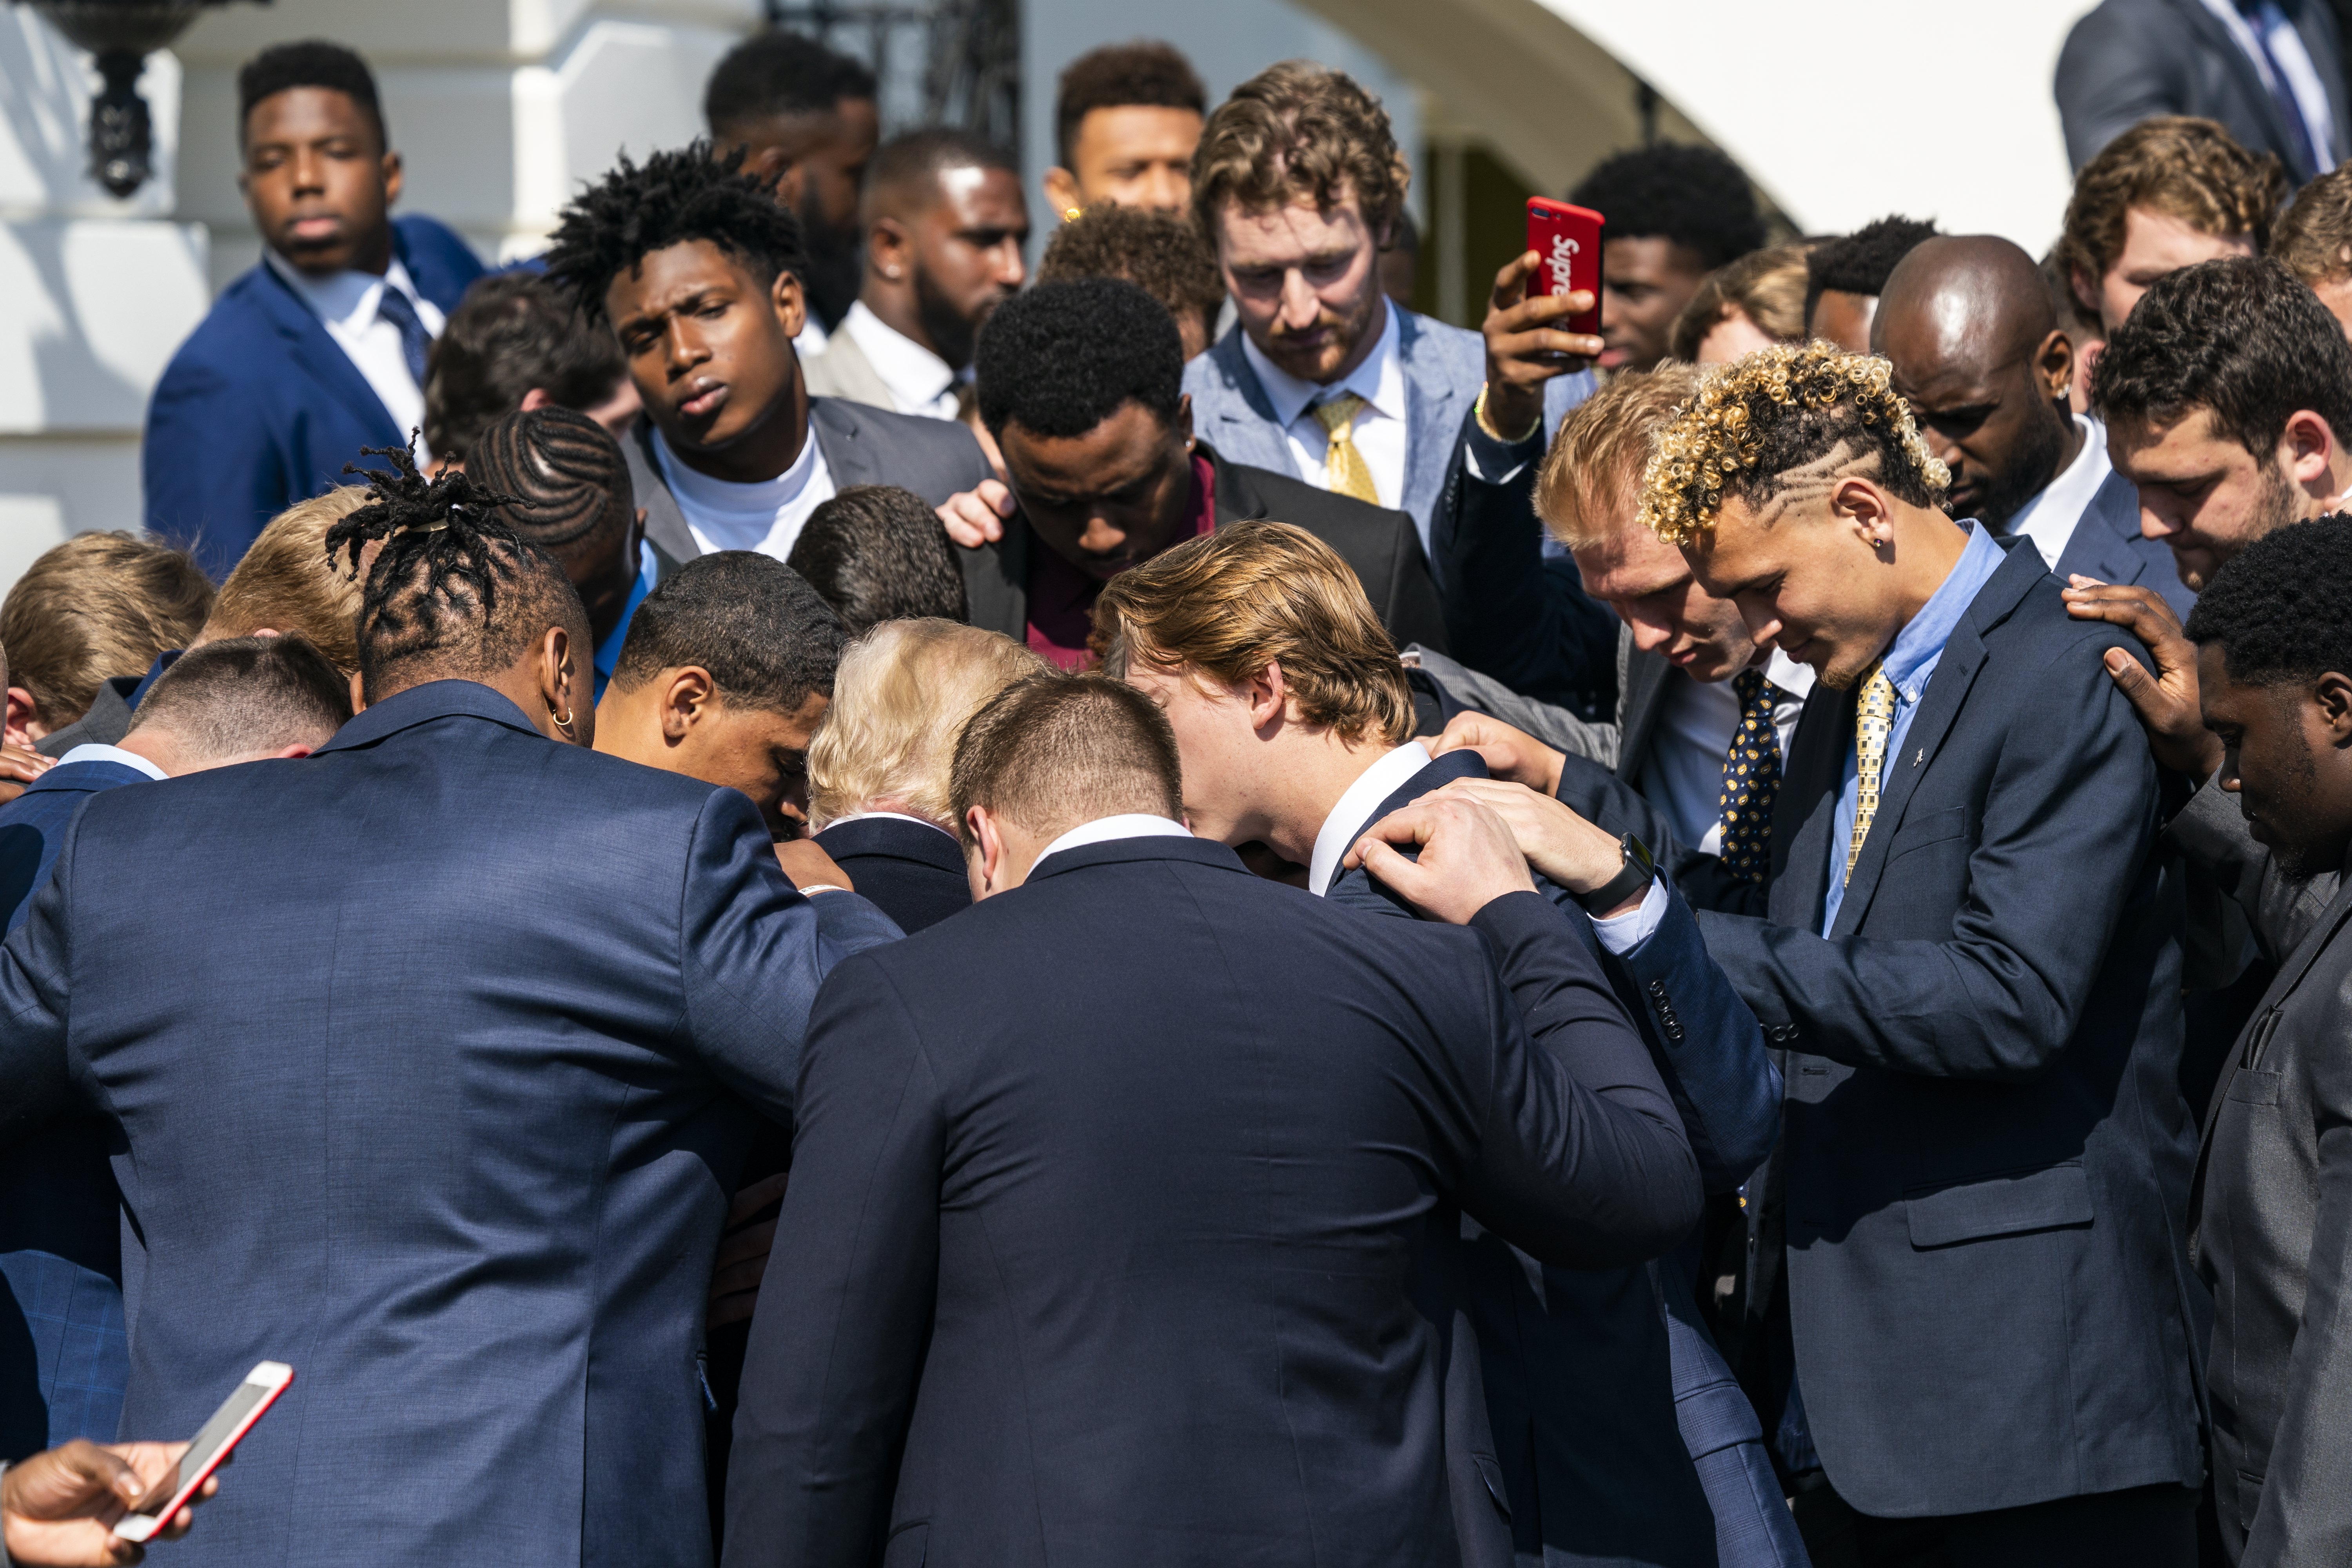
<box><xmin>1649</xmin><ymin>980</ymin><xmax>1666</xmax><ymax>997</ymax></box>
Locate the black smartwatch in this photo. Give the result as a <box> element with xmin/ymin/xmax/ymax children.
<box><xmin>1574</xmin><ymin>832</ymin><xmax>1657</xmax><ymax>915</ymax></box>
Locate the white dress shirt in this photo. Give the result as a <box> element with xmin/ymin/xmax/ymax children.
<box><xmin>2007</xmin><ymin>416</ymin><xmax>2113</xmax><ymax>571</ymax></box>
<box><xmin>2199</xmin><ymin>0</ymin><xmax>2339</xmax><ymax>167</ymax></box>
<box><xmin>1308</xmin><ymin>740</ymin><xmax>1432</xmax><ymax>896</ymax></box>
<box><xmin>839</xmin><ymin>300</ymin><xmax>960</xmax><ymax>421</ymax></box>
<box><xmin>265</xmin><ymin>252</ymin><xmax>444</xmax><ymax>460</ymax></box>
<box><xmin>1240</xmin><ymin>301</ymin><xmax>1408</xmax><ymax>512</ymax></box>
<box><xmin>1033</xmin><ymin>812</ymin><xmax>1192</xmax><ymax>874</ymax></box>
<box><xmin>58</xmin><ymin>742</ymin><xmax>167</xmax><ymax>781</ymax></box>
<box><xmin>1645</xmin><ymin>648</ymin><xmax>1814</xmax><ymax>856</ymax></box>
<box><xmin>651</xmin><ymin>425</ymin><xmax>837</xmax><ymax>561</ymax></box>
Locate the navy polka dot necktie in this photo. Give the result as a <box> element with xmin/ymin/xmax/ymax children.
<box><xmin>1715</xmin><ymin>667</ymin><xmax>1782</xmax><ymax>884</ymax></box>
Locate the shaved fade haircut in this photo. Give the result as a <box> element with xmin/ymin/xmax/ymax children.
<box><xmin>1054</xmin><ymin>42</ymin><xmax>1205</xmax><ymax>167</ymax></box>
<box><xmin>612</xmin><ymin>552</ymin><xmax>843</xmax><ymax>714</ymax></box>
<box><xmin>948</xmin><ymin>671</ymin><xmax>1183</xmax><ymax>849</ymax></box>
<box><xmin>704</xmin><ymin>30</ymin><xmax>876</xmax><ymax>142</ymax></box>
<box><xmin>864</xmin><ymin>129</ymin><xmax>1018</xmax><ymax>223</ymax></box>
<box><xmin>1642</xmin><ymin>342</ymin><xmax>1949</xmax><ymax>545</ymax></box>
<box><xmin>127</xmin><ymin>634</ymin><xmax>352</xmax><ymax>763</ymax></box>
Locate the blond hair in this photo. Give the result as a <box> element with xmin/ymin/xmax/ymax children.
<box><xmin>2274</xmin><ymin>161</ymin><xmax>2352</xmax><ymax>287</ymax></box>
<box><xmin>2056</xmin><ymin>116</ymin><xmax>2283</xmax><ymax>308</ymax></box>
<box><xmin>1537</xmin><ymin>364</ymin><xmax>1702</xmax><ymax>550</ymax></box>
<box><xmin>1091</xmin><ymin>518</ymin><xmax>1412</xmax><ymax>746</ymax></box>
<box><xmin>806</xmin><ymin>619</ymin><xmax>1048</xmax><ymax>830</ymax></box>
<box><xmin>1641</xmin><ymin>343</ymin><xmax>1949</xmax><ymax>546</ymax></box>
<box><xmin>1668</xmin><ymin>243</ymin><xmax>1811</xmax><ymax>363</ymax></box>
<box><xmin>202</xmin><ymin>486</ymin><xmax>372</xmax><ymax>675</ymax></box>
<box><xmin>0</xmin><ymin>531</ymin><xmax>214</xmax><ymax>729</ymax></box>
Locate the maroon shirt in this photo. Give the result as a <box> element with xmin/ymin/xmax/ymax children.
<box><xmin>1026</xmin><ymin>454</ymin><xmax>1217</xmax><ymax>670</ymax></box>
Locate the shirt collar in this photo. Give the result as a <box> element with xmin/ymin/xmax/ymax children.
<box><xmin>264</xmin><ymin>251</ymin><xmax>427</xmax><ymax>334</ymax></box>
<box><xmin>2006</xmin><ymin>416</ymin><xmax>2110</xmax><ymax>569</ymax></box>
<box><xmin>842</xmin><ymin>300</ymin><xmax>958</xmax><ymax>412</ymax></box>
<box><xmin>1308</xmin><ymin>739</ymin><xmax>1431</xmax><ymax>896</ymax></box>
<box><xmin>1762</xmin><ymin>647</ymin><xmax>1816</xmax><ymax>701</ymax></box>
<box><xmin>1032</xmin><ymin>813</ymin><xmax>1192</xmax><ymax>875</ymax></box>
<box><xmin>651</xmin><ymin>423</ymin><xmax>822</xmax><ymax>519</ymax></box>
<box><xmin>1240</xmin><ymin>297</ymin><xmax>1403</xmax><ymax>430</ymax></box>
<box><xmin>56</xmin><ymin>742</ymin><xmax>167</xmax><ymax>782</ymax></box>
<box><xmin>1878</xmin><ymin>523</ymin><xmax>2007</xmax><ymax>704</ymax></box>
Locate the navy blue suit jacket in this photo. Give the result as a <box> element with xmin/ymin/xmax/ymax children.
<box><xmin>2050</xmin><ymin>466</ymin><xmax>2196</xmax><ymax>622</ymax></box>
<box><xmin>0</xmin><ymin>760</ymin><xmax>150</xmax><ymax>1458</ymax></box>
<box><xmin>1331</xmin><ymin>749</ymin><xmax>1791</xmax><ymax>1566</ymax></box>
<box><xmin>143</xmin><ymin>216</ymin><xmax>486</xmax><ymax>580</ymax></box>
<box><xmin>0</xmin><ymin>681</ymin><xmax>898</xmax><ymax>1567</ymax></box>
<box><xmin>724</xmin><ymin>835</ymin><xmax>1698</xmax><ymax>1568</ymax></box>
<box><xmin>1561</xmin><ymin>539</ymin><xmax>2205</xmax><ymax>1516</ymax></box>
<box><xmin>812</xmin><ymin>817</ymin><xmax>969</xmax><ymax>933</ymax></box>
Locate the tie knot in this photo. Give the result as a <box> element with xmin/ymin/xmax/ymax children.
<box><xmin>1312</xmin><ymin>393</ymin><xmax>1367</xmax><ymax>439</ymax></box>
<box><xmin>1732</xmin><ymin>666</ymin><xmax>1769</xmax><ymax>704</ymax></box>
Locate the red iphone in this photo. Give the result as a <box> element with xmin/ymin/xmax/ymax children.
<box><xmin>1526</xmin><ymin>198</ymin><xmax>1604</xmax><ymax>337</ymax></box>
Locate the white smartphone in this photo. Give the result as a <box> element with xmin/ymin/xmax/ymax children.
<box><xmin>112</xmin><ymin>1361</ymin><xmax>293</xmax><ymax>1543</ymax></box>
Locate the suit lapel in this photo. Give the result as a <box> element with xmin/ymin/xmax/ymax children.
<box><xmin>810</xmin><ymin>397</ymin><xmax>884</xmax><ymax>488</ymax></box>
<box><xmin>2172</xmin><ymin>0</ymin><xmax>2308</xmax><ymax>160</ymax></box>
<box><xmin>2051</xmin><ymin>470</ymin><xmax>2149</xmax><ymax>590</ymax></box>
<box><xmin>2200</xmin><ymin>869</ymin><xmax>2352</xmax><ymax>1149</ymax></box>
<box><xmin>1768</xmin><ymin>684</ymin><xmax>1851</xmax><ymax>931</ymax></box>
<box><xmin>1396</xmin><ymin>311</ymin><xmax>1461</xmax><ymax>526</ymax></box>
<box><xmin>1616</xmin><ymin>652</ymin><xmax>1675</xmax><ymax>785</ymax></box>
<box><xmin>1196</xmin><ymin>329</ymin><xmax>1299</xmax><ymax>477</ymax></box>
<box><xmin>254</xmin><ymin>265</ymin><xmax>401</xmax><ymax>444</ymax></box>
<box><xmin>626</xmin><ymin>420</ymin><xmax>701</xmax><ymax>564</ymax></box>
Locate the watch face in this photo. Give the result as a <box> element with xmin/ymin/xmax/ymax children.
<box><xmin>1623</xmin><ymin>833</ymin><xmax>1657</xmax><ymax>879</ymax></box>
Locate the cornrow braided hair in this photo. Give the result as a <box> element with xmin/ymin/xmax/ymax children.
<box><xmin>325</xmin><ymin>442</ymin><xmax>557</xmax><ymax>695</ymax></box>
<box><xmin>469</xmin><ymin>406</ymin><xmax>633</xmax><ymax>558</ymax></box>
<box><xmin>1640</xmin><ymin>343</ymin><xmax>1949</xmax><ymax>547</ymax></box>
<box><xmin>541</xmin><ymin>140</ymin><xmax>809</xmax><ymax>325</ymax></box>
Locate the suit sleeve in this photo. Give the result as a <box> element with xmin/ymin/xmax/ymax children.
<box><xmin>0</xmin><ymin>821</ymin><xmax>83</xmax><ymax>1143</ymax></box>
<box><xmin>677</xmin><ymin>789</ymin><xmax>902</xmax><ymax>1123</ymax></box>
<box><xmin>1434</xmin><ymin>409</ymin><xmax>1619</xmax><ymax>718</ymax></box>
<box><xmin>142</xmin><ymin>355</ymin><xmax>292</xmax><ymax>581</ymax></box>
<box><xmin>2241</xmin><ymin>984</ymin><xmax>2352</xmax><ymax>1568</ymax></box>
<box><xmin>1454</xmin><ymin>891</ymin><xmax>1701</xmax><ymax>1266</ymax></box>
<box><xmin>2054</xmin><ymin>3</ymin><xmax>2187</xmax><ymax>168</ymax></box>
<box><xmin>1375</xmin><ymin>506</ymin><xmax>1451</xmax><ymax>656</ymax></box>
<box><xmin>1694</xmin><ymin>632</ymin><xmax>2161</xmax><ymax>1080</ymax></box>
<box><xmin>1595</xmin><ymin>885</ymin><xmax>1780</xmax><ymax>1192</ymax></box>
<box><xmin>2167</xmin><ymin>772</ymin><xmax>2339</xmax><ymax>965</ymax></box>
<box><xmin>722</xmin><ymin>955</ymin><xmax>942</xmax><ymax>1568</ymax></box>
<box><xmin>1555</xmin><ymin>750</ymin><xmax>1768</xmax><ymax>918</ymax></box>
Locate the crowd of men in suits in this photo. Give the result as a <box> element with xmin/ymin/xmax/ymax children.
<box><xmin>5</xmin><ymin>20</ymin><xmax>2352</xmax><ymax>1568</ymax></box>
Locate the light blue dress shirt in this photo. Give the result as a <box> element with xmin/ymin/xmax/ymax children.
<box><xmin>591</xmin><ymin>540</ymin><xmax>659</xmax><ymax>703</ymax></box>
<box><xmin>1820</xmin><ymin>523</ymin><xmax>2008</xmax><ymax>935</ymax></box>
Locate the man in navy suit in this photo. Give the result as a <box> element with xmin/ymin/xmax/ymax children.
<box><xmin>724</xmin><ymin>671</ymin><xmax>1700</xmax><ymax>1567</ymax></box>
<box><xmin>0</xmin><ymin>635</ymin><xmax>350</xmax><ymax>1466</ymax></box>
<box><xmin>1095</xmin><ymin>521</ymin><xmax>1797</xmax><ymax>1567</ymax></box>
<box><xmin>143</xmin><ymin>42</ymin><xmax>485</xmax><ymax>580</ymax></box>
<box><xmin>1564</xmin><ymin>344</ymin><xmax>2205</xmax><ymax>1562</ymax></box>
<box><xmin>0</xmin><ymin>463</ymin><xmax>898</xmax><ymax>1567</ymax></box>
<box><xmin>1875</xmin><ymin>236</ymin><xmax>2195</xmax><ymax>619</ymax></box>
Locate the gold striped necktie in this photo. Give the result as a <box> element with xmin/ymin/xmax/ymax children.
<box><xmin>1312</xmin><ymin>393</ymin><xmax>1379</xmax><ymax>504</ymax></box>
<box><xmin>1845</xmin><ymin>660</ymin><xmax>1897</xmax><ymax>885</ymax></box>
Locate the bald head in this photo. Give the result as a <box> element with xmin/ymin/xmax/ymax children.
<box><xmin>1871</xmin><ymin>234</ymin><xmax>2080</xmax><ymax>532</ymax></box>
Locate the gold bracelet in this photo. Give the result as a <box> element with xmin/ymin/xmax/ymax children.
<box><xmin>1475</xmin><ymin>385</ymin><xmax>1542</xmax><ymax>445</ymax></box>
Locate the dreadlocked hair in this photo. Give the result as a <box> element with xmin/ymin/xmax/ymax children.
<box><xmin>325</xmin><ymin>443</ymin><xmax>590</xmax><ymax>704</ymax></box>
<box><xmin>468</xmin><ymin>407</ymin><xmax>635</xmax><ymax>566</ymax></box>
<box><xmin>541</xmin><ymin>140</ymin><xmax>809</xmax><ymax>325</ymax></box>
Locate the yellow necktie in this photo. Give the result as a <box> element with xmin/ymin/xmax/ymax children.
<box><xmin>1312</xmin><ymin>393</ymin><xmax>1379</xmax><ymax>504</ymax></box>
<box><xmin>1845</xmin><ymin>661</ymin><xmax>1897</xmax><ymax>886</ymax></box>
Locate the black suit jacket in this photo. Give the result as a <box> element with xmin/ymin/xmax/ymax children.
<box><xmin>955</xmin><ymin>442</ymin><xmax>1448</xmax><ymax>656</ymax></box>
<box><xmin>2058</xmin><ymin>0</ymin><xmax>2349</xmax><ymax>180</ymax></box>
<box><xmin>627</xmin><ymin>397</ymin><xmax>993</xmax><ymax>576</ymax></box>
<box><xmin>724</xmin><ymin>835</ymin><xmax>1699</xmax><ymax>1568</ymax></box>
<box><xmin>1563</xmin><ymin>540</ymin><xmax>2207</xmax><ymax>1516</ymax></box>
<box><xmin>812</xmin><ymin>817</ymin><xmax>969</xmax><ymax>934</ymax></box>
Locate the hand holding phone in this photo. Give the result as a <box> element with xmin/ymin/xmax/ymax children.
<box><xmin>1478</xmin><ymin>200</ymin><xmax>1607</xmax><ymax>442</ymax></box>
<box><xmin>112</xmin><ymin>1362</ymin><xmax>291</xmax><ymax>1543</ymax></box>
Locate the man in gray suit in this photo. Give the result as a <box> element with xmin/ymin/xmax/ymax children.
<box><xmin>542</xmin><ymin>142</ymin><xmax>990</xmax><ymax>582</ymax></box>
<box><xmin>1873</xmin><ymin>235</ymin><xmax>2194</xmax><ymax>619</ymax></box>
<box><xmin>2173</xmin><ymin>515</ymin><xmax>2352</xmax><ymax>1565</ymax></box>
<box><xmin>2058</xmin><ymin>0</ymin><xmax>2347</xmax><ymax>183</ymax></box>
<box><xmin>1180</xmin><ymin>62</ymin><xmax>1593</xmax><ymax>561</ymax></box>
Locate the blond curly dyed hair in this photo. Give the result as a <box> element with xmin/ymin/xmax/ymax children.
<box><xmin>1639</xmin><ymin>343</ymin><xmax>1950</xmax><ymax>546</ymax></box>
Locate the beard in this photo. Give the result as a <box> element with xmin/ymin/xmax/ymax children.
<box><xmin>913</xmin><ymin>264</ymin><xmax>1005</xmax><ymax>372</ymax></box>
<box><xmin>1978</xmin><ymin>406</ymin><xmax>2071</xmax><ymax>533</ymax></box>
<box><xmin>794</xmin><ymin>198</ymin><xmax>863</xmax><ymax>331</ymax></box>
